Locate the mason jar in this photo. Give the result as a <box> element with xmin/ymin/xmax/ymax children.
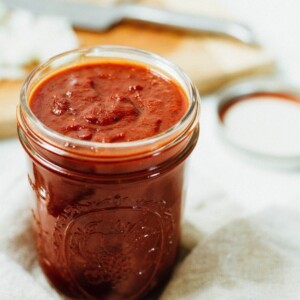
<box><xmin>17</xmin><ymin>46</ymin><xmax>200</xmax><ymax>300</ymax></box>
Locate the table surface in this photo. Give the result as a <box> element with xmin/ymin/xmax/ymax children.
<box><xmin>1</xmin><ymin>0</ymin><xmax>300</xmax><ymax>233</ymax></box>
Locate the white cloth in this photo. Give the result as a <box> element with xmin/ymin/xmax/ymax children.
<box><xmin>162</xmin><ymin>209</ymin><xmax>300</xmax><ymax>300</ymax></box>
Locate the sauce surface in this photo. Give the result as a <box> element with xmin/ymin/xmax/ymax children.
<box><xmin>29</xmin><ymin>62</ymin><xmax>188</xmax><ymax>142</ymax></box>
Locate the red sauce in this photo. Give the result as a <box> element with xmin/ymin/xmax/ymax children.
<box><xmin>29</xmin><ymin>62</ymin><xmax>188</xmax><ymax>142</ymax></box>
<box><xmin>21</xmin><ymin>60</ymin><xmax>198</xmax><ymax>300</ymax></box>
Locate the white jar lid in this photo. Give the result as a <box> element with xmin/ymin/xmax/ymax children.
<box><xmin>216</xmin><ymin>78</ymin><xmax>300</xmax><ymax>169</ymax></box>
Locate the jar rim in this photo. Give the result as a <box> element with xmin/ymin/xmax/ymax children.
<box><xmin>19</xmin><ymin>45</ymin><xmax>200</xmax><ymax>156</ymax></box>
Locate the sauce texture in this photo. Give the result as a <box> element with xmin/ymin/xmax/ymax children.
<box><xmin>30</xmin><ymin>62</ymin><xmax>188</xmax><ymax>142</ymax></box>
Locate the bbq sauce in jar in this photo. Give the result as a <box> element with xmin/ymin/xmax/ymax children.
<box><xmin>17</xmin><ymin>46</ymin><xmax>200</xmax><ymax>300</ymax></box>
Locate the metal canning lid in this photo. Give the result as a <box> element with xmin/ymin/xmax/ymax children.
<box><xmin>215</xmin><ymin>77</ymin><xmax>300</xmax><ymax>169</ymax></box>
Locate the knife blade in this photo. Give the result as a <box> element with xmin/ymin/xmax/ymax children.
<box><xmin>2</xmin><ymin>0</ymin><xmax>258</xmax><ymax>45</ymax></box>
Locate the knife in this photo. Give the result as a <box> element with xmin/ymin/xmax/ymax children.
<box><xmin>3</xmin><ymin>0</ymin><xmax>258</xmax><ymax>45</ymax></box>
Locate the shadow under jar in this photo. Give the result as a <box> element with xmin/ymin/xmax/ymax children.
<box><xmin>17</xmin><ymin>46</ymin><xmax>200</xmax><ymax>300</ymax></box>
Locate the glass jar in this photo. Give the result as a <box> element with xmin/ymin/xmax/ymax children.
<box><xmin>17</xmin><ymin>46</ymin><xmax>200</xmax><ymax>300</ymax></box>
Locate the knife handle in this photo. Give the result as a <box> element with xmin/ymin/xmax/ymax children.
<box><xmin>119</xmin><ymin>5</ymin><xmax>257</xmax><ymax>45</ymax></box>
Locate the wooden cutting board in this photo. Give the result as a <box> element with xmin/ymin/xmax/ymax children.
<box><xmin>0</xmin><ymin>0</ymin><xmax>275</xmax><ymax>138</ymax></box>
